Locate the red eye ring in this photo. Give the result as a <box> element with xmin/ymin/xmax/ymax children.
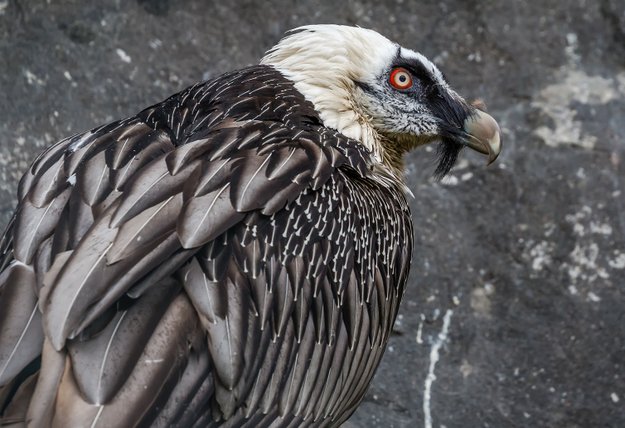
<box><xmin>389</xmin><ymin>67</ymin><xmax>413</xmax><ymax>90</ymax></box>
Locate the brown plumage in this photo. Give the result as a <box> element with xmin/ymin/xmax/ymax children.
<box><xmin>0</xmin><ymin>65</ymin><xmax>411</xmax><ymax>427</ymax></box>
<box><xmin>0</xmin><ymin>25</ymin><xmax>500</xmax><ymax>427</ymax></box>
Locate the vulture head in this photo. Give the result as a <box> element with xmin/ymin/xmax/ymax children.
<box><xmin>262</xmin><ymin>24</ymin><xmax>501</xmax><ymax>178</ymax></box>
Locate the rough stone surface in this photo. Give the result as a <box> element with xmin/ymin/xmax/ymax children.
<box><xmin>1</xmin><ymin>1</ymin><xmax>624</xmax><ymax>427</ymax></box>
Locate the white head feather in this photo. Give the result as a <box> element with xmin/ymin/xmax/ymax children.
<box><xmin>261</xmin><ymin>24</ymin><xmax>447</xmax><ymax>162</ymax></box>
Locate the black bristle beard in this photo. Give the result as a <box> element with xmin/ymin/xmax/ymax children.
<box><xmin>427</xmin><ymin>88</ymin><xmax>473</xmax><ymax>180</ymax></box>
<box><xmin>433</xmin><ymin>137</ymin><xmax>463</xmax><ymax>180</ymax></box>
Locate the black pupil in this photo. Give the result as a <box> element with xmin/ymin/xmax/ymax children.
<box><xmin>399</xmin><ymin>75</ymin><xmax>406</xmax><ymax>82</ymax></box>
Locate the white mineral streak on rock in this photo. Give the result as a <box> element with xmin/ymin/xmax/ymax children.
<box><xmin>423</xmin><ymin>309</ymin><xmax>453</xmax><ymax>428</ymax></box>
<box><xmin>608</xmin><ymin>252</ymin><xmax>625</xmax><ymax>269</ymax></box>
<box><xmin>530</xmin><ymin>240</ymin><xmax>553</xmax><ymax>271</ymax></box>
<box><xmin>416</xmin><ymin>313</ymin><xmax>425</xmax><ymax>345</ymax></box>
<box><xmin>24</xmin><ymin>69</ymin><xmax>45</xmax><ymax>86</ymax></box>
<box><xmin>116</xmin><ymin>48</ymin><xmax>132</xmax><ymax>63</ymax></box>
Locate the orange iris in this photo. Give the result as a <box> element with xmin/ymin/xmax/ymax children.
<box><xmin>389</xmin><ymin>67</ymin><xmax>413</xmax><ymax>90</ymax></box>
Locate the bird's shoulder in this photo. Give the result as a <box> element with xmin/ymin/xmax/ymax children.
<box><xmin>3</xmin><ymin>64</ymin><xmax>383</xmax><ymax>349</ymax></box>
<box><xmin>15</xmin><ymin>65</ymin><xmax>375</xmax><ymax>214</ymax></box>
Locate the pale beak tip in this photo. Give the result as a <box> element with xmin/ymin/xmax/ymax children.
<box><xmin>463</xmin><ymin>109</ymin><xmax>502</xmax><ymax>165</ymax></box>
<box><xmin>486</xmin><ymin>133</ymin><xmax>501</xmax><ymax>165</ymax></box>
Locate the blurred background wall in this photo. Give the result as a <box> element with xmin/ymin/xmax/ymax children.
<box><xmin>0</xmin><ymin>1</ymin><xmax>624</xmax><ymax>426</ymax></box>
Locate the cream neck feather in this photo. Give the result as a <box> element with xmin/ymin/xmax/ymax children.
<box><xmin>261</xmin><ymin>25</ymin><xmax>399</xmax><ymax>164</ymax></box>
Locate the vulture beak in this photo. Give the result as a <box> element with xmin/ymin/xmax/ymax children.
<box><xmin>462</xmin><ymin>108</ymin><xmax>501</xmax><ymax>164</ymax></box>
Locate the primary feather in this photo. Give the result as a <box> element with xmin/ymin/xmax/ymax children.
<box><xmin>0</xmin><ymin>25</ymin><xmax>500</xmax><ymax>427</ymax></box>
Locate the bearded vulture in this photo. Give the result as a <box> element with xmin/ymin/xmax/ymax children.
<box><xmin>0</xmin><ymin>25</ymin><xmax>500</xmax><ymax>427</ymax></box>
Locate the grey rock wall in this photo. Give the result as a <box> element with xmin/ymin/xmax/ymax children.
<box><xmin>1</xmin><ymin>1</ymin><xmax>623</xmax><ymax>426</ymax></box>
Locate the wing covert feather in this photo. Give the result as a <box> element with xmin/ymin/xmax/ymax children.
<box><xmin>67</xmin><ymin>279</ymin><xmax>180</xmax><ymax>404</ymax></box>
<box><xmin>0</xmin><ymin>263</ymin><xmax>42</xmax><ymax>386</ymax></box>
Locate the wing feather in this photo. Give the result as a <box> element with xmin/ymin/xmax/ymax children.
<box><xmin>24</xmin><ymin>139</ymin><xmax>70</xmax><ymax>204</ymax></box>
<box><xmin>279</xmin><ymin>316</ymin><xmax>316</xmax><ymax>416</ymax></box>
<box><xmin>52</xmin><ymin>292</ymin><xmax>200</xmax><ymax>428</ymax></box>
<box><xmin>181</xmin><ymin>257</ymin><xmax>228</xmax><ymax>323</ymax></box>
<box><xmin>76</xmin><ymin>150</ymin><xmax>112</xmax><ymax>206</ymax></box>
<box><xmin>107</xmin><ymin>193</ymin><xmax>182</xmax><ymax>264</ymax></box>
<box><xmin>174</xmin><ymin>369</ymin><xmax>215</xmax><ymax>428</ymax></box>
<box><xmin>177</xmin><ymin>183</ymin><xmax>244</xmax><ymax>248</ymax></box>
<box><xmin>204</xmin><ymin>275</ymin><xmax>248</xmax><ymax>390</ymax></box>
<box><xmin>72</xmin><ymin>233</ymin><xmax>182</xmax><ymax>336</ymax></box>
<box><xmin>41</xmin><ymin>204</ymin><xmax>119</xmax><ymax>349</ymax></box>
<box><xmin>110</xmin><ymin>133</ymin><xmax>173</xmax><ymax>191</ymax></box>
<box><xmin>105</xmin><ymin>123</ymin><xmax>164</xmax><ymax>170</ymax></box>
<box><xmin>0</xmin><ymin>262</ymin><xmax>42</xmax><ymax>386</ymax></box>
<box><xmin>25</xmin><ymin>339</ymin><xmax>66</xmax><ymax>427</ymax></box>
<box><xmin>66</xmin><ymin>279</ymin><xmax>180</xmax><ymax>404</ymax></box>
<box><xmin>148</xmin><ymin>344</ymin><xmax>211</xmax><ymax>428</ymax></box>
<box><xmin>13</xmin><ymin>188</ymin><xmax>71</xmax><ymax>264</ymax></box>
<box><xmin>109</xmin><ymin>156</ymin><xmax>200</xmax><ymax>228</ymax></box>
<box><xmin>242</xmin><ymin>325</ymin><xmax>281</xmax><ymax>417</ymax></box>
<box><xmin>63</xmin><ymin>191</ymin><xmax>96</xmax><ymax>250</ymax></box>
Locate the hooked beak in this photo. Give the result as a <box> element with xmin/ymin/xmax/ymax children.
<box><xmin>462</xmin><ymin>108</ymin><xmax>501</xmax><ymax>165</ymax></box>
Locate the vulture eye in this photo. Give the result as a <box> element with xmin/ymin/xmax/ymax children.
<box><xmin>389</xmin><ymin>67</ymin><xmax>413</xmax><ymax>90</ymax></box>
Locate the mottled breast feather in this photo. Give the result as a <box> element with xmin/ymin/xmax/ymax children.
<box><xmin>0</xmin><ymin>65</ymin><xmax>413</xmax><ymax>427</ymax></box>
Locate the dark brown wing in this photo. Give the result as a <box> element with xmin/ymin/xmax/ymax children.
<box><xmin>177</xmin><ymin>169</ymin><xmax>413</xmax><ymax>427</ymax></box>
<box><xmin>0</xmin><ymin>65</ymin><xmax>412</xmax><ymax>427</ymax></box>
